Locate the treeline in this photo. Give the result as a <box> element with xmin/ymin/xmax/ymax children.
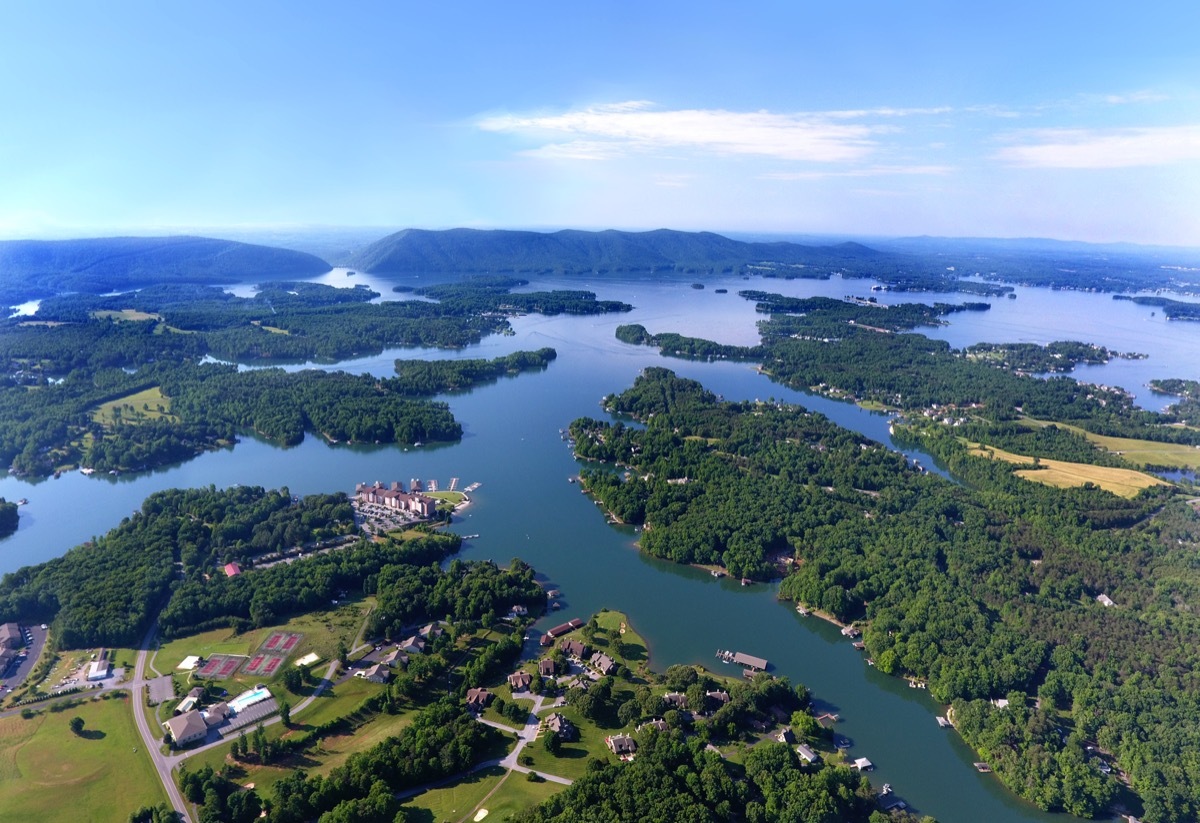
<box><xmin>0</xmin><ymin>487</ymin><xmax>367</xmax><ymax>648</ymax></box>
<box><xmin>391</xmin><ymin>347</ymin><xmax>557</xmax><ymax>394</ymax></box>
<box><xmin>369</xmin><ymin>557</ymin><xmax>546</xmax><ymax>639</ymax></box>
<box><xmin>1114</xmin><ymin>294</ymin><xmax>1200</xmax><ymax>321</ymax></box>
<box><xmin>515</xmin><ymin>728</ymin><xmax>896</xmax><ymax>823</ymax></box>
<box><xmin>0</xmin><ymin>498</ymin><xmax>17</xmax><ymax>538</ymax></box>
<box><xmin>160</xmin><ymin>532</ymin><xmax>459</xmax><ymax>638</ymax></box>
<box><xmin>264</xmin><ymin>698</ymin><xmax>504</xmax><ymax>823</ymax></box>
<box><xmin>412</xmin><ymin>276</ymin><xmax>633</xmax><ymax>315</ymax></box>
<box><xmin>572</xmin><ymin>368</ymin><xmax>1200</xmax><ymax>819</ymax></box>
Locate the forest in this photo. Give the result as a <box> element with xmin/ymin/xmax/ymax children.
<box><xmin>0</xmin><ymin>498</ymin><xmax>17</xmax><ymax>538</ymax></box>
<box><xmin>571</xmin><ymin>367</ymin><xmax>1200</xmax><ymax>821</ymax></box>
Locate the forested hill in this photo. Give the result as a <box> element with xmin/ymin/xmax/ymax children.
<box><xmin>349</xmin><ymin>227</ymin><xmax>882</xmax><ymax>275</ymax></box>
<box><xmin>0</xmin><ymin>236</ymin><xmax>330</xmax><ymax>303</ymax></box>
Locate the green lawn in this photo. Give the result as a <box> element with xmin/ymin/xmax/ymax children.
<box><xmin>0</xmin><ymin>694</ymin><xmax>167</xmax><ymax>823</ymax></box>
<box><xmin>1021</xmin><ymin>417</ymin><xmax>1200</xmax><ymax>470</ymax></box>
<box><xmin>399</xmin><ymin>765</ymin><xmax>565</xmax><ymax>823</ymax></box>
<box><xmin>90</xmin><ymin>385</ymin><xmax>176</xmax><ymax>425</ymax></box>
<box><xmin>522</xmin><ymin>705</ymin><xmax>617</xmax><ymax>782</ymax></box>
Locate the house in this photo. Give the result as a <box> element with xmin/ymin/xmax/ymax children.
<box><xmin>508</xmin><ymin>671</ymin><xmax>533</xmax><ymax>691</ymax></box>
<box><xmin>539</xmin><ymin>657</ymin><xmax>557</xmax><ymax>677</ymax></box>
<box><xmin>1097</xmin><ymin>593</ymin><xmax>1116</xmax><ymax>608</ymax></box>
<box><xmin>380</xmin><ymin>648</ymin><xmax>409</xmax><ymax>668</ymax></box>
<box><xmin>509</xmin><ymin>604</ymin><xmax>529</xmax><ymax>617</ymax></box>
<box><xmin>223</xmin><ymin>562</ymin><xmax>242</xmax><ymax>578</ymax></box>
<box><xmin>606</xmin><ymin>734</ymin><xmax>637</xmax><ymax>755</ymax></box>
<box><xmin>589</xmin><ymin>652</ymin><xmax>617</xmax><ymax>676</ymax></box>
<box><xmin>795</xmin><ymin>744</ymin><xmax>820</xmax><ymax>764</ymax></box>
<box><xmin>203</xmin><ymin>702</ymin><xmax>230</xmax><ymax>727</ymax></box>
<box><xmin>560</xmin><ymin>639</ymin><xmax>589</xmax><ymax>659</ymax></box>
<box><xmin>419</xmin><ymin>623</ymin><xmax>444</xmax><ymax>639</ymax></box>
<box><xmin>545</xmin><ymin>712</ymin><xmax>578</xmax><ymax>741</ymax></box>
<box><xmin>359</xmin><ymin>663</ymin><xmax>391</xmax><ymax>684</ymax></box>
<box><xmin>163</xmin><ymin>710</ymin><xmax>209</xmax><ymax>747</ymax></box>
<box><xmin>0</xmin><ymin>622</ymin><xmax>22</xmax><ymax>649</ymax></box>
<box><xmin>399</xmin><ymin>635</ymin><xmax>426</xmax><ymax>654</ymax></box>
<box><xmin>466</xmin><ymin>688</ymin><xmax>493</xmax><ymax>711</ymax></box>
<box><xmin>187</xmin><ymin>686</ymin><xmax>205</xmax><ymax>699</ymax></box>
<box><xmin>705</xmin><ymin>689</ymin><xmax>730</xmax><ymax>706</ymax></box>
<box><xmin>776</xmin><ymin>727</ymin><xmax>796</xmax><ymax>744</ymax></box>
<box><xmin>663</xmin><ymin>692</ymin><xmax>687</xmax><ymax>709</ymax></box>
<box><xmin>638</xmin><ymin>718</ymin><xmax>668</xmax><ymax>733</ymax></box>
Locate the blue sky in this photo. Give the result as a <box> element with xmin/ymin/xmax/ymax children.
<box><xmin>2</xmin><ymin>2</ymin><xmax>1198</xmax><ymax>245</ymax></box>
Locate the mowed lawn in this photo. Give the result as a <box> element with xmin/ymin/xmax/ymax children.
<box><xmin>90</xmin><ymin>385</ymin><xmax>176</xmax><ymax>425</ymax></box>
<box><xmin>0</xmin><ymin>695</ymin><xmax>167</xmax><ymax>823</ymax></box>
<box><xmin>399</xmin><ymin>765</ymin><xmax>564</xmax><ymax>822</ymax></box>
<box><xmin>966</xmin><ymin>442</ymin><xmax>1170</xmax><ymax>498</ymax></box>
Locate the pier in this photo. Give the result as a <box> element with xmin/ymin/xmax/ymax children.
<box><xmin>715</xmin><ymin>649</ymin><xmax>769</xmax><ymax>671</ymax></box>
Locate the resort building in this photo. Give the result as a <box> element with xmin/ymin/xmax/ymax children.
<box><xmin>559</xmin><ymin>639</ymin><xmax>589</xmax><ymax>659</ymax></box>
<box><xmin>0</xmin><ymin>622</ymin><xmax>21</xmax><ymax>649</ymax></box>
<box><xmin>539</xmin><ymin>658</ymin><xmax>557</xmax><ymax>677</ymax></box>
<box><xmin>355</xmin><ymin>481</ymin><xmax>437</xmax><ymax>518</ymax></box>
<box><xmin>589</xmin><ymin>652</ymin><xmax>617</xmax><ymax>676</ymax></box>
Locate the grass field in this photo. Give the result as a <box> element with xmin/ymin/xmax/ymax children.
<box><xmin>1021</xmin><ymin>417</ymin><xmax>1200</xmax><ymax>470</ymax></box>
<box><xmin>522</xmin><ymin>704</ymin><xmax>616</xmax><ymax>782</ymax></box>
<box><xmin>152</xmin><ymin>597</ymin><xmax>373</xmax><ymax>698</ymax></box>
<box><xmin>90</xmin><ymin>309</ymin><xmax>163</xmax><ymax>322</ymax></box>
<box><xmin>966</xmin><ymin>442</ymin><xmax>1170</xmax><ymax>498</ymax></box>
<box><xmin>90</xmin><ymin>386</ymin><xmax>176</xmax><ymax>425</ymax></box>
<box><xmin>0</xmin><ymin>695</ymin><xmax>167</xmax><ymax>823</ymax></box>
<box><xmin>399</xmin><ymin>765</ymin><xmax>564</xmax><ymax>823</ymax></box>
<box><xmin>426</xmin><ymin>491</ymin><xmax>467</xmax><ymax>511</ymax></box>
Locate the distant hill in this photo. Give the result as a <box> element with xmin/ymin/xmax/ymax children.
<box><xmin>349</xmin><ymin>228</ymin><xmax>883</xmax><ymax>275</ymax></box>
<box><xmin>0</xmin><ymin>235</ymin><xmax>331</xmax><ymax>305</ymax></box>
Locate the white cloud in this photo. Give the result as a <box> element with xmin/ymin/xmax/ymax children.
<box><xmin>762</xmin><ymin>164</ymin><xmax>955</xmax><ymax>180</ymax></box>
<box><xmin>995</xmin><ymin>125</ymin><xmax>1200</xmax><ymax>168</ymax></box>
<box><xmin>478</xmin><ymin>102</ymin><xmax>884</xmax><ymax>163</ymax></box>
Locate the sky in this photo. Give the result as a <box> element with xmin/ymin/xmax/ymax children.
<box><xmin>1</xmin><ymin>2</ymin><xmax>1199</xmax><ymax>246</ymax></box>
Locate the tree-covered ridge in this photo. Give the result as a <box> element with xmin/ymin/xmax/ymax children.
<box><xmin>391</xmin><ymin>347</ymin><xmax>557</xmax><ymax>394</ymax></box>
<box><xmin>571</xmin><ymin>368</ymin><xmax>1200</xmax><ymax>820</ymax></box>
<box><xmin>0</xmin><ymin>486</ymin><xmax>362</xmax><ymax>648</ymax></box>
<box><xmin>740</xmin><ymin>292</ymin><xmax>991</xmax><ymax>332</ymax></box>
<box><xmin>615</xmin><ymin>323</ymin><xmax>763</xmax><ymax>361</ymax></box>
<box><xmin>1113</xmin><ymin>294</ymin><xmax>1200</xmax><ymax>321</ymax></box>
<box><xmin>0</xmin><ymin>235</ymin><xmax>331</xmax><ymax>308</ymax></box>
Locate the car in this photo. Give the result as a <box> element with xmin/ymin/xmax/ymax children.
<box><xmin>40</xmin><ymin>624</ymin><xmax>47</xmax><ymax>630</ymax></box>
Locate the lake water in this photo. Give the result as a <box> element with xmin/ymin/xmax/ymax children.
<box><xmin>3</xmin><ymin>270</ymin><xmax>1198</xmax><ymax>822</ymax></box>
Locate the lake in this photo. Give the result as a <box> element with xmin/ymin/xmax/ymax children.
<box><xmin>2</xmin><ymin>269</ymin><xmax>1197</xmax><ymax>822</ymax></box>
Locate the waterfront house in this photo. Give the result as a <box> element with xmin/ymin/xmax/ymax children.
<box><xmin>795</xmin><ymin>744</ymin><xmax>820</xmax><ymax>764</ymax></box>
<box><xmin>705</xmin><ymin>689</ymin><xmax>731</xmax><ymax>706</ymax></box>
<box><xmin>590</xmin><ymin>652</ymin><xmax>617</xmax><ymax>676</ymax></box>
<box><xmin>539</xmin><ymin>657</ymin><xmax>557</xmax><ymax>677</ymax></box>
<box><xmin>508</xmin><ymin>671</ymin><xmax>533</xmax><ymax>691</ymax></box>
<box><xmin>776</xmin><ymin>727</ymin><xmax>796</xmax><ymax>744</ymax></box>
<box><xmin>560</xmin><ymin>639</ymin><xmax>589</xmax><ymax>659</ymax></box>
<box><xmin>663</xmin><ymin>692</ymin><xmax>687</xmax><ymax>709</ymax></box>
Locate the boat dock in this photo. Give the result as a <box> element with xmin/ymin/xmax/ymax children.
<box><xmin>715</xmin><ymin>649</ymin><xmax>769</xmax><ymax>671</ymax></box>
<box><xmin>449</xmin><ymin>477</ymin><xmax>459</xmax><ymax>490</ymax></box>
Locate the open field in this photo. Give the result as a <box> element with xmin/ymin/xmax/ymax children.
<box><xmin>90</xmin><ymin>385</ymin><xmax>175</xmax><ymax>425</ymax></box>
<box><xmin>399</xmin><ymin>765</ymin><xmax>564</xmax><ymax>822</ymax></box>
<box><xmin>1022</xmin><ymin>417</ymin><xmax>1200</xmax><ymax>470</ymax></box>
<box><xmin>966</xmin><ymin>441</ymin><xmax>1170</xmax><ymax>498</ymax></box>
<box><xmin>0</xmin><ymin>694</ymin><xmax>167</xmax><ymax>823</ymax></box>
<box><xmin>90</xmin><ymin>309</ymin><xmax>163</xmax><ymax>322</ymax></box>
<box><xmin>594</xmin><ymin>609</ymin><xmax>647</xmax><ymax>667</ymax></box>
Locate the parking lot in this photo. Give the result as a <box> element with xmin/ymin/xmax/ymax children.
<box><xmin>1</xmin><ymin>623</ymin><xmax>48</xmax><ymax>696</ymax></box>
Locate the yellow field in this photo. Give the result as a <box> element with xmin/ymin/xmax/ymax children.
<box><xmin>90</xmin><ymin>309</ymin><xmax>162</xmax><ymax>322</ymax></box>
<box><xmin>1021</xmin><ymin>418</ymin><xmax>1200</xmax><ymax>470</ymax></box>
<box><xmin>90</xmin><ymin>386</ymin><xmax>176</xmax><ymax>425</ymax></box>
<box><xmin>251</xmin><ymin>320</ymin><xmax>290</xmax><ymax>335</ymax></box>
<box><xmin>966</xmin><ymin>442</ymin><xmax>1170</xmax><ymax>497</ymax></box>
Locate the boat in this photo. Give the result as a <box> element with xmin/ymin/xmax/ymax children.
<box><xmin>16</xmin><ymin>498</ymin><xmax>28</xmax><ymax>506</ymax></box>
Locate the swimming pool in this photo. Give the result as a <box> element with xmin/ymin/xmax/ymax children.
<box><xmin>229</xmin><ymin>686</ymin><xmax>271</xmax><ymax>714</ymax></box>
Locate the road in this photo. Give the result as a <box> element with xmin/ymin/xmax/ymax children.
<box><xmin>131</xmin><ymin>619</ymin><xmax>193</xmax><ymax>822</ymax></box>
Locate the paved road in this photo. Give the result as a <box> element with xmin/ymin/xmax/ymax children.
<box><xmin>131</xmin><ymin>620</ymin><xmax>193</xmax><ymax>823</ymax></box>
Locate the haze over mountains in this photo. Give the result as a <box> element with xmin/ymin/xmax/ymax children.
<box><xmin>2</xmin><ymin>228</ymin><xmax>1198</xmax><ymax>312</ymax></box>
